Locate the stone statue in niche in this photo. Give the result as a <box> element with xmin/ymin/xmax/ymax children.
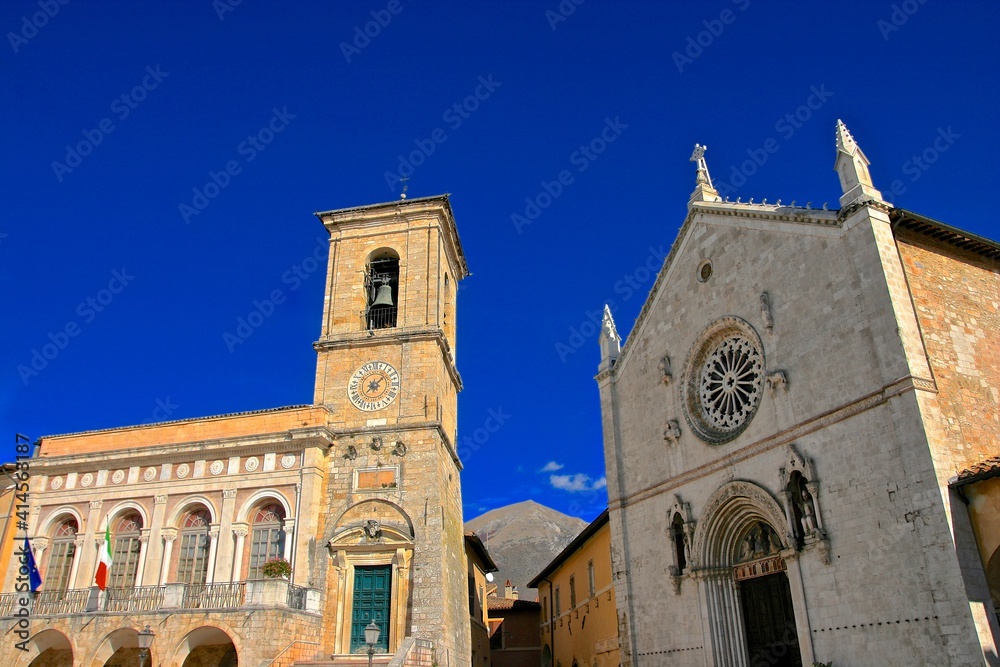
<box><xmin>345</xmin><ymin>444</ymin><xmax>358</xmax><ymax>460</ymax></box>
<box><xmin>766</xmin><ymin>370</ymin><xmax>788</xmax><ymax>392</ymax></box>
<box><xmin>658</xmin><ymin>355</ymin><xmax>673</xmax><ymax>385</ymax></box>
<box><xmin>364</xmin><ymin>519</ymin><xmax>381</xmax><ymax>541</ymax></box>
<box><xmin>760</xmin><ymin>291</ymin><xmax>774</xmax><ymax>333</ymax></box>
<box><xmin>799</xmin><ymin>487</ymin><xmax>818</xmax><ymax>538</ymax></box>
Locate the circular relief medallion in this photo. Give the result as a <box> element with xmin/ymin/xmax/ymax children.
<box><xmin>111</xmin><ymin>470</ymin><xmax>126</xmax><ymax>484</ymax></box>
<box><xmin>176</xmin><ymin>463</ymin><xmax>190</xmax><ymax>479</ymax></box>
<box><xmin>347</xmin><ymin>361</ymin><xmax>401</xmax><ymax>412</ymax></box>
<box><xmin>210</xmin><ymin>460</ymin><xmax>225</xmax><ymax>475</ymax></box>
<box><xmin>280</xmin><ymin>453</ymin><xmax>296</xmax><ymax>469</ymax></box>
<box><xmin>244</xmin><ymin>456</ymin><xmax>259</xmax><ymax>472</ymax></box>
<box><xmin>683</xmin><ymin>317</ymin><xmax>765</xmax><ymax>444</ymax></box>
<box><xmin>80</xmin><ymin>473</ymin><xmax>94</xmax><ymax>487</ymax></box>
<box><xmin>143</xmin><ymin>467</ymin><xmax>158</xmax><ymax>482</ymax></box>
<box><xmin>50</xmin><ymin>476</ymin><xmax>63</xmax><ymax>490</ymax></box>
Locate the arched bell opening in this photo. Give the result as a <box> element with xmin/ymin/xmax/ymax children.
<box><xmin>365</xmin><ymin>248</ymin><xmax>400</xmax><ymax>330</ymax></box>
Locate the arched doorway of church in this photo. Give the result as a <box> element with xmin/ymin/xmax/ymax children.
<box><xmin>733</xmin><ymin>522</ymin><xmax>801</xmax><ymax>667</ymax></box>
<box><xmin>23</xmin><ymin>629</ymin><xmax>73</xmax><ymax>667</ymax></box>
<box><xmin>174</xmin><ymin>626</ymin><xmax>238</xmax><ymax>667</ymax></box>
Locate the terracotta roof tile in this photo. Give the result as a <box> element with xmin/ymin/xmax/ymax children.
<box><xmin>487</xmin><ymin>597</ymin><xmax>540</xmax><ymax>611</ymax></box>
<box><xmin>953</xmin><ymin>456</ymin><xmax>1000</xmax><ymax>484</ymax></box>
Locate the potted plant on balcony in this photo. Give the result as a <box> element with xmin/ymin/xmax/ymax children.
<box><xmin>261</xmin><ymin>557</ymin><xmax>292</xmax><ymax>580</ymax></box>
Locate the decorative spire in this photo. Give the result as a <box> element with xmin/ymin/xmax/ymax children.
<box><xmin>689</xmin><ymin>144</ymin><xmax>720</xmax><ymax>206</ymax></box>
<box><xmin>599</xmin><ymin>304</ymin><xmax>621</xmax><ymax>372</ymax></box>
<box><xmin>834</xmin><ymin>119</ymin><xmax>882</xmax><ymax>207</ymax></box>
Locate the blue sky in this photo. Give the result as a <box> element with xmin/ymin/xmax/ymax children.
<box><xmin>2</xmin><ymin>1</ymin><xmax>998</xmax><ymax>522</ymax></box>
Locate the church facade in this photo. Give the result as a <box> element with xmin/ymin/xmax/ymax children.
<box><xmin>3</xmin><ymin>195</ymin><xmax>471</xmax><ymax>666</ymax></box>
<box><xmin>597</xmin><ymin>123</ymin><xmax>1000</xmax><ymax>666</ymax></box>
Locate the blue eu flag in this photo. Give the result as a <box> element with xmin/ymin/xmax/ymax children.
<box><xmin>24</xmin><ymin>537</ymin><xmax>42</xmax><ymax>592</ymax></box>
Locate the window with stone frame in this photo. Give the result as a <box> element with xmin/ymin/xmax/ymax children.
<box><xmin>176</xmin><ymin>508</ymin><xmax>211</xmax><ymax>585</ymax></box>
<box><xmin>569</xmin><ymin>575</ymin><xmax>576</xmax><ymax>609</ymax></box>
<box><xmin>587</xmin><ymin>560</ymin><xmax>595</xmax><ymax>598</ymax></box>
<box><xmin>46</xmin><ymin>518</ymin><xmax>78</xmax><ymax>591</ymax></box>
<box><xmin>248</xmin><ymin>503</ymin><xmax>285</xmax><ymax>579</ymax></box>
<box><xmin>109</xmin><ymin>513</ymin><xmax>143</xmax><ymax>588</ymax></box>
<box><xmin>554</xmin><ymin>586</ymin><xmax>561</xmax><ymax>616</ymax></box>
<box><xmin>671</xmin><ymin>513</ymin><xmax>687</xmax><ymax>574</ymax></box>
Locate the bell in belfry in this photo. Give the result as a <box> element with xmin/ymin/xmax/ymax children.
<box><xmin>371</xmin><ymin>282</ymin><xmax>394</xmax><ymax>308</ymax></box>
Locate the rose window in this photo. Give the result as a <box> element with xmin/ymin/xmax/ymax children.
<box><xmin>683</xmin><ymin>318</ymin><xmax>766</xmax><ymax>444</ymax></box>
<box><xmin>698</xmin><ymin>336</ymin><xmax>763</xmax><ymax>430</ymax></box>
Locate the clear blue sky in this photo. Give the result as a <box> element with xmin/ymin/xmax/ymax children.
<box><xmin>2</xmin><ymin>1</ymin><xmax>998</xmax><ymax>522</ymax></box>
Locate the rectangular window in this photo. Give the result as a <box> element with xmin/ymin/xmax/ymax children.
<box><xmin>542</xmin><ymin>596</ymin><xmax>548</xmax><ymax>621</ymax></box>
<box><xmin>569</xmin><ymin>575</ymin><xmax>576</xmax><ymax>609</ymax></box>
<box><xmin>588</xmin><ymin>560</ymin><xmax>596</xmax><ymax>598</ymax></box>
<box><xmin>248</xmin><ymin>526</ymin><xmax>283</xmax><ymax>579</ymax></box>
<box><xmin>177</xmin><ymin>533</ymin><xmax>210</xmax><ymax>584</ymax></box>
<box><xmin>110</xmin><ymin>537</ymin><xmax>141</xmax><ymax>588</ymax></box>
<box><xmin>46</xmin><ymin>541</ymin><xmax>75</xmax><ymax>591</ymax></box>
<box><xmin>554</xmin><ymin>586</ymin><xmax>561</xmax><ymax>616</ymax></box>
<box><xmin>490</xmin><ymin>620</ymin><xmax>504</xmax><ymax>649</ymax></box>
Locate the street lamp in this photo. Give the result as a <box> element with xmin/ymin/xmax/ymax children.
<box><xmin>137</xmin><ymin>624</ymin><xmax>155</xmax><ymax>667</ymax></box>
<box><xmin>364</xmin><ymin>620</ymin><xmax>380</xmax><ymax>667</ymax></box>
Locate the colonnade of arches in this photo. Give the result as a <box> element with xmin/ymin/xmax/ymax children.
<box><xmin>29</xmin><ymin>490</ymin><xmax>294</xmax><ymax>592</ymax></box>
<box><xmin>20</xmin><ymin>625</ymin><xmax>239</xmax><ymax>667</ymax></box>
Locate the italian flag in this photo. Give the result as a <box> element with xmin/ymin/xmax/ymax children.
<box><xmin>94</xmin><ymin>523</ymin><xmax>112</xmax><ymax>590</ymax></box>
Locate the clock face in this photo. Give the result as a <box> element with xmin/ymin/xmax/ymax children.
<box><xmin>348</xmin><ymin>361</ymin><xmax>401</xmax><ymax>412</ymax></box>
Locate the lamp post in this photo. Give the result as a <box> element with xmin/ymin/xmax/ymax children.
<box><xmin>137</xmin><ymin>624</ymin><xmax>155</xmax><ymax>667</ymax></box>
<box><xmin>364</xmin><ymin>620</ymin><xmax>380</xmax><ymax>667</ymax></box>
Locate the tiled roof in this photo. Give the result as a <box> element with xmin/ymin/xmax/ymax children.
<box><xmin>487</xmin><ymin>597</ymin><xmax>540</xmax><ymax>611</ymax></box>
<box><xmin>952</xmin><ymin>456</ymin><xmax>1000</xmax><ymax>486</ymax></box>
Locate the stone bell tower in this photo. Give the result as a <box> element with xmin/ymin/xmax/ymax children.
<box><xmin>311</xmin><ymin>195</ymin><xmax>470</xmax><ymax>663</ymax></box>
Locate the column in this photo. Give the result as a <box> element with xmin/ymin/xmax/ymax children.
<box><xmin>69</xmin><ymin>536</ymin><xmax>85</xmax><ymax>589</ymax></box>
<box><xmin>159</xmin><ymin>529</ymin><xmax>177</xmax><ymax>584</ymax></box>
<box><xmin>231</xmin><ymin>524</ymin><xmax>249</xmax><ymax>582</ymax></box>
<box><xmin>145</xmin><ymin>495</ymin><xmax>168</xmax><ymax>586</ymax></box>
<box><xmin>214</xmin><ymin>489</ymin><xmax>238</xmax><ymax>583</ymax></box>
<box><xmin>134</xmin><ymin>531</ymin><xmax>150</xmax><ymax>587</ymax></box>
<box><xmin>282</xmin><ymin>518</ymin><xmax>296</xmax><ymax>561</ymax></box>
<box><xmin>206</xmin><ymin>525</ymin><xmax>221</xmax><ymax>584</ymax></box>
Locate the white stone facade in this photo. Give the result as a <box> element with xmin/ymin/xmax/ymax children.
<box><xmin>598</xmin><ymin>128</ymin><xmax>1000</xmax><ymax>666</ymax></box>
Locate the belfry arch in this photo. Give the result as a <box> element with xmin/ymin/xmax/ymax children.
<box><xmin>691</xmin><ymin>481</ymin><xmax>813</xmax><ymax>666</ymax></box>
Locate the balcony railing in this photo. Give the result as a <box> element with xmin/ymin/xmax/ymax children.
<box><xmin>105</xmin><ymin>585</ymin><xmax>165</xmax><ymax>612</ymax></box>
<box><xmin>182</xmin><ymin>582</ymin><xmax>246</xmax><ymax>609</ymax></box>
<box><xmin>0</xmin><ymin>579</ymin><xmax>314</xmax><ymax>617</ymax></box>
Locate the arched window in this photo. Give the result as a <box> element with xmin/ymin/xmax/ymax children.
<box><xmin>365</xmin><ymin>250</ymin><xmax>400</xmax><ymax>330</ymax></box>
<box><xmin>177</xmin><ymin>508</ymin><xmax>211</xmax><ymax>585</ymax></box>
<box><xmin>47</xmin><ymin>518</ymin><xmax>78</xmax><ymax>591</ymax></box>
<box><xmin>248</xmin><ymin>503</ymin><xmax>285</xmax><ymax>579</ymax></box>
<box><xmin>109</xmin><ymin>513</ymin><xmax>143</xmax><ymax>588</ymax></box>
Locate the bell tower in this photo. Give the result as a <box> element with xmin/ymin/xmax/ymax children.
<box><xmin>311</xmin><ymin>195</ymin><xmax>470</xmax><ymax>662</ymax></box>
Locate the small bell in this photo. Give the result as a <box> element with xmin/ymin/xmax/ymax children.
<box><xmin>371</xmin><ymin>283</ymin><xmax>394</xmax><ymax>308</ymax></box>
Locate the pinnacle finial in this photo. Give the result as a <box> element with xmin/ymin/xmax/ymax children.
<box><xmin>834</xmin><ymin>120</ymin><xmax>882</xmax><ymax>207</ymax></box>
<box><xmin>688</xmin><ymin>143</ymin><xmax>720</xmax><ymax>206</ymax></box>
<box><xmin>599</xmin><ymin>304</ymin><xmax>621</xmax><ymax>371</ymax></box>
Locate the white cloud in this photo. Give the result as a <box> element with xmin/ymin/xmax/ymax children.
<box><xmin>549</xmin><ymin>473</ymin><xmax>607</xmax><ymax>493</ymax></box>
<box><xmin>539</xmin><ymin>461</ymin><xmax>565</xmax><ymax>472</ymax></box>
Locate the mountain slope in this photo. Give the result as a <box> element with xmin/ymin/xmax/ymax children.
<box><xmin>465</xmin><ymin>500</ymin><xmax>588</xmax><ymax>600</ymax></box>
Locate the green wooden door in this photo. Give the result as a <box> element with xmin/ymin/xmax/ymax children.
<box><xmin>351</xmin><ymin>565</ymin><xmax>391</xmax><ymax>652</ymax></box>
